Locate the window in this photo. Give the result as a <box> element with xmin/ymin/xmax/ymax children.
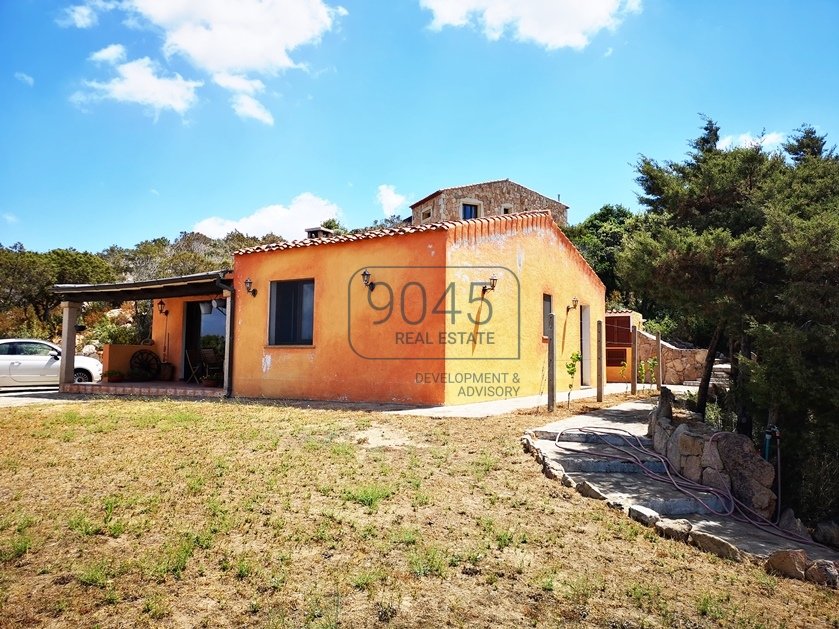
<box><xmin>606</xmin><ymin>315</ymin><xmax>632</xmax><ymax>346</ymax></box>
<box><xmin>462</xmin><ymin>203</ymin><xmax>479</xmax><ymax>220</ymax></box>
<box><xmin>607</xmin><ymin>348</ymin><xmax>627</xmax><ymax>367</ymax></box>
<box><xmin>17</xmin><ymin>342</ymin><xmax>53</xmax><ymax>356</ymax></box>
<box><xmin>421</xmin><ymin>208</ymin><xmax>431</xmax><ymax>221</ymax></box>
<box><xmin>542</xmin><ymin>294</ymin><xmax>552</xmax><ymax>337</ymax></box>
<box><xmin>502</xmin><ymin>205</ymin><xmax>512</xmax><ymax>215</ymax></box>
<box><xmin>270</xmin><ymin>280</ymin><xmax>314</xmax><ymax>345</ymax></box>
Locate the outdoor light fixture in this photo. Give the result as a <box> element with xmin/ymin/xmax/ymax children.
<box><xmin>244</xmin><ymin>277</ymin><xmax>258</xmax><ymax>297</ymax></box>
<box><xmin>361</xmin><ymin>269</ymin><xmax>373</xmax><ymax>290</ymax></box>
<box><xmin>567</xmin><ymin>296</ymin><xmax>579</xmax><ymax>312</ymax></box>
<box><xmin>482</xmin><ymin>273</ymin><xmax>499</xmax><ymax>294</ymax></box>
<box><xmin>157</xmin><ymin>299</ymin><xmax>169</xmax><ymax>316</ymax></box>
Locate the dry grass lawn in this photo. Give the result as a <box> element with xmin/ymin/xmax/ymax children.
<box><xmin>0</xmin><ymin>394</ymin><xmax>837</xmax><ymax>627</ymax></box>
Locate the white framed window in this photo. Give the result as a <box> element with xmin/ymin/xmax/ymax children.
<box><xmin>459</xmin><ymin>198</ymin><xmax>483</xmax><ymax>220</ymax></box>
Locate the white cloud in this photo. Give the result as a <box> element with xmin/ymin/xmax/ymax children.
<box><xmin>14</xmin><ymin>72</ymin><xmax>34</xmax><ymax>87</ymax></box>
<box><xmin>126</xmin><ymin>0</ymin><xmax>345</xmax><ymax>74</ymax></box>
<box><xmin>603</xmin><ymin>47</ymin><xmax>613</xmax><ymax>57</ymax></box>
<box><xmin>80</xmin><ymin>57</ymin><xmax>203</xmax><ymax>116</ymax></box>
<box><xmin>57</xmin><ymin>1</ymin><xmax>117</xmax><ymax>28</ymax></box>
<box><xmin>2</xmin><ymin>213</ymin><xmax>19</xmax><ymax>225</ymax></box>
<box><xmin>65</xmin><ymin>0</ymin><xmax>345</xmax><ymax>122</ymax></box>
<box><xmin>376</xmin><ymin>184</ymin><xmax>406</xmax><ymax>217</ymax></box>
<box><xmin>89</xmin><ymin>43</ymin><xmax>127</xmax><ymax>64</ymax></box>
<box><xmin>717</xmin><ymin>132</ymin><xmax>785</xmax><ymax>151</ymax></box>
<box><xmin>213</xmin><ymin>72</ymin><xmax>265</xmax><ymax>95</ymax></box>
<box><xmin>58</xmin><ymin>4</ymin><xmax>98</xmax><ymax>28</ymax></box>
<box><xmin>231</xmin><ymin>94</ymin><xmax>274</xmax><ymax>125</ymax></box>
<box><xmin>194</xmin><ymin>193</ymin><xmax>341</xmax><ymax>240</ymax></box>
<box><xmin>150</xmin><ymin>188</ymin><xmax>160</xmax><ymax>196</ymax></box>
<box><xmin>419</xmin><ymin>0</ymin><xmax>641</xmax><ymax>49</ymax></box>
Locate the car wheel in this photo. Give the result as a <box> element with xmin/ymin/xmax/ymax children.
<box><xmin>74</xmin><ymin>369</ymin><xmax>92</xmax><ymax>383</ymax></box>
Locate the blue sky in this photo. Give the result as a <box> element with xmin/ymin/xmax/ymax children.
<box><xmin>2</xmin><ymin>0</ymin><xmax>838</xmax><ymax>253</ymax></box>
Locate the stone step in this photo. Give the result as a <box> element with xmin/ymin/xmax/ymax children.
<box><xmin>536</xmin><ymin>440</ymin><xmax>666</xmax><ymax>474</ymax></box>
<box><xmin>568</xmin><ymin>471</ymin><xmax>728</xmax><ymax>516</ymax></box>
<box><xmin>553</xmin><ymin>430</ymin><xmax>654</xmax><ymax>448</ymax></box>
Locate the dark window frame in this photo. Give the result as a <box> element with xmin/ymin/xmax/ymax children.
<box><xmin>542</xmin><ymin>294</ymin><xmax>553</xmax><ymax>337</ymax></box>
<box><xmin>462</xmin><ymin>203</ymin><xmax>479</xmax><ymax>220</ymax></box>
<box><xmin>607</xmin><ymin>348</ymin><xmax>627</xmax><ymax>367</ymax></box>
<box><xmin>269</xmin><ymin>279</ymin><xmax>315</xmax><ymax>346</ymax></box>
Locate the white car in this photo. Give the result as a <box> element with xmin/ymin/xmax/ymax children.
<box><xmin>0</xmin><ymin>339</ymin><xmax>102</xmax><ymax>388</ymax></box>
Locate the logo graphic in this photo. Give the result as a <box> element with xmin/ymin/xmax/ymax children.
<box><xmin>347</xmin><ymin>265</ymin><xmax>520</xmax><ymax>361</ymax></box>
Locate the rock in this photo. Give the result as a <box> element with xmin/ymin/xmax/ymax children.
<box><xmin>657</xmin><ymin>387</ymin><xmax>674</xmax><ymax>420</ymax></box>
<box><xmin>679</xmin><ymin>432</ymin><xmax>706</xmax><ymax>456</ymax></box>
<box><xmin>652</xmin><ymin>420</ymin><xmax>671</xmax><ymax>454</ymax></box>
<box><xmin>715</xmin><ymin>433</ymin><xmax>776</xmax><ymax>518</ymax></box>
<box><xmin>806</xmin><ymin>560</ymin><xmax>839</xmax><ymax>588</ymax></box>
<box><xmin>629</xmin><ymin>505</ymin><xmax>660</xmax><ymax>527</ymax></box>
<box><xmin>689</xmin><ymin>530</ymin><xmax>742</xmax><ymax>562</ymax></box>
<box><xmin>701</xmin><ymin>468</ymin><xmax>731</xmax><ymax>492</ymax></box>
<box><xmin>814</xmin><ymin>521</ymin><xmax>839</xmax><ymax>548</ymax></box>
<box><xmin>700</xmin><ymin>441</ymin><xmax>723</xmax><ymax>471</ymax></box>
<box><xmin>766</xmin><ymin>549</ymin><xmax>809</xmax><ymax>580</ymax></box>
<box><xmin>655</xmin><ymin>518</ymin><xmax>691</xmax><ymax>542</ymax></box>
<box><xmin>683</xmin><ymin>455</ymin><xmax>702</xmax><ymax>482</ymax></box>
<box><xmin>577</xmin><ymin>480</ymin><xmax>606</xmax><ymax>500</ymax></box>
<box><xmin>778</xmin><ymin>509</ymin><xmax>812</xmax><ymax>541</ymax></box>
<box><xmin>716</xmin><ymin>433</ymin><xmax>775</xmax><ymax>488</ymax></box>
<box><xmin>81</xmin><ymin>344</ymin><xmax>98</xmax><ymax>356</ymax></box>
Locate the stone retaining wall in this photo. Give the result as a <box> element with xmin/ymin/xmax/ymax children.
<box><xmin>637</xmin><ymin>330</ymin><xmax>706</xmax><ymax>385</ymax></box>
<box><xmin>648</xmin><ymin>391</ymin><xmax>776</xmax><ymax>519</ymax></box>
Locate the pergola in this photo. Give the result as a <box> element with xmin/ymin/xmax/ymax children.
<box><xmin>52</xmin><ymin>270</ymin><xmax>234</xmax><ymax>393</ymax></box>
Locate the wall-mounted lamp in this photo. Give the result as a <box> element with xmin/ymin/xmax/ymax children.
<box><xmin>361</xmin><ymin>269</ymin><xmax>374</xmax><ymax>291</ymax></box>
<box><xmin>567</xmin><ymin>296</ymin><xmax>579</xmax><ymax>312</ymax></box>
<box><xmin>482</xmin><ymin>273</ymin><xmax>499</xmax><ymax>295</ymax></box>
<box><xmin>157</xmin><ymin>299</ymin><xmax>169</xmax><ymax>316</ymax></box>
<box><xmin>244</xmin><ymin>277</ymin><xmax>258</xmax><ymax>297</ymax></box>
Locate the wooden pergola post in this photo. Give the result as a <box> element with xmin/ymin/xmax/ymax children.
<box><xmin>59</xmin><ymin>301</ymin><xmax>81</xmax><ymax>386</ymax></box>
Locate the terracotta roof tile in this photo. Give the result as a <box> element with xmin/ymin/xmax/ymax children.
<box><xmin>233</xmin><ymin>211</ymin><xmax>552</xmax><ymax>256</ymax></box>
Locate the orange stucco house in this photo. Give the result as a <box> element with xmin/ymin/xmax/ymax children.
<box><xmin>56</xmin><ymin>210</ymin><xmax>606</xmax><ymax>406</ymax></box>
<box><xmin>230</xmin><ymin>210</ymin><xmax>603</xmax><ymax>405</ymax></box>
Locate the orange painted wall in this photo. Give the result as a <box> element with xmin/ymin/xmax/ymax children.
<box><xmin>151</xmin><ymin>293</ymin><xmax>226</xmax><ymax>380</ymax></box>
<box><xmin>102</xmin><ymin>344</ymin><xmax>151</xmax><ymax>377</ymax></box>
<box><xmin>232</xmin><ymin>231</ymin><xmax>449</xmax><ymax>405</ymax></box>
<box><xmin>444</xmin><ymin>214</ymin><xmax>606</xmax><ymax>404</ymax></box>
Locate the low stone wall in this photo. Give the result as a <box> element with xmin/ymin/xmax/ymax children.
<box><xmin>637</xmin><ymin>330</ymin><xmax>706</xmax><ymax>385</ymax></box>
<box><xmin>648</xmin><ymin>390</ymin><xmax>776</xmax><ymax>519</ymax></box>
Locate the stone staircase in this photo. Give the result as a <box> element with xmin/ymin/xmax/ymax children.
<box><xmin>683</xmin><ymin>361</ymin><xmax>731</xmax><ymax>387</ymax></box>
<box><xmin>527</xmin><ymin>423</ymin><xmax>727</xmax><ymax>517</ymax></box>
<box><xmin>523</xmin><ymin>402</ymin><xmax>839</xmax><ymax>572</ymax></box>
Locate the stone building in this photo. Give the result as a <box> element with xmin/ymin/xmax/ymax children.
<box><xmin>410</xmin><ymin>179</ymin><xmax>569</xmax><ymax>227</ymax></box>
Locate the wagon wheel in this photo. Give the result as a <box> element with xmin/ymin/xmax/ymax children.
<box><xmin>130</xmin><ymin>349</ymin><xmax>161</xmax><ymax>379</ymax></box>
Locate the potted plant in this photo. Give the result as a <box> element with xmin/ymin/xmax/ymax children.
<box><xmin>103</xmin><ymin>369</ymin><xmax>124</xmax><ymax>383</ymax></box>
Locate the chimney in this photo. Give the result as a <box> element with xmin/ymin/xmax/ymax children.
<box><xmin>304</xmin><ymin>226</ymin><xmax>335</xmax><ymax>240</ymax></box>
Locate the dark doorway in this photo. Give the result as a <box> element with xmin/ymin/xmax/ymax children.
<box><xmin>183</xmin><ymin>301</ymin><xmax>226</xmax><ymax>380</ymax></box>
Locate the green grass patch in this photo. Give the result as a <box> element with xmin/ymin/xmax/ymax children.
<box><xmin>343</xmin><ymin>484</ymin><xmax>394</xmax><ymax>510</ymax></box>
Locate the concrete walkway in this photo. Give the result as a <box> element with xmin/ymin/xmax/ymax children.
<box><xmin>385</xmin><ymin>383</ymin><xmax>696</xmax><ymax>418</ymax></box>
<box><xmin>0</xmin><ymin>388</ymin><xmax>83</xmax><ymax>408</ymax></box>
<box><xmin>523</xmin><ymin>401</ymin><xmax>839</xmax><ymax>565</ymax></box>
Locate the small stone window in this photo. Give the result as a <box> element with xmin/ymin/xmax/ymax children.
<box><xmin>462</xmin><ymin>203</ymin><xmax>479</xmax><ymax>220</ymax></box>
<box><xmin>421</xmin><ymin>208</ymin><xmax>431</xmax><ymax>221</ymax></box>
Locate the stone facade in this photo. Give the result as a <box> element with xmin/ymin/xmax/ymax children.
<box><xmin>637</xmin><ymin>330</ymin><xmax>706</xmax><ymax>385</ymax></box>
<box><xmin>647</xmin><ymin>389</ymin><xmax>776</xmax><ymax>519</ymax></box>
<box><xmin>410</xmin><ymin>179</ymin><xmax>568</xmax><ymax>227</ymax></box>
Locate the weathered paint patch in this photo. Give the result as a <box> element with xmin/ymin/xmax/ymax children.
<box><xmin>262</xmin><ymin>353</ymin><xmax>272</xmax><ymax>373</ymax></box>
